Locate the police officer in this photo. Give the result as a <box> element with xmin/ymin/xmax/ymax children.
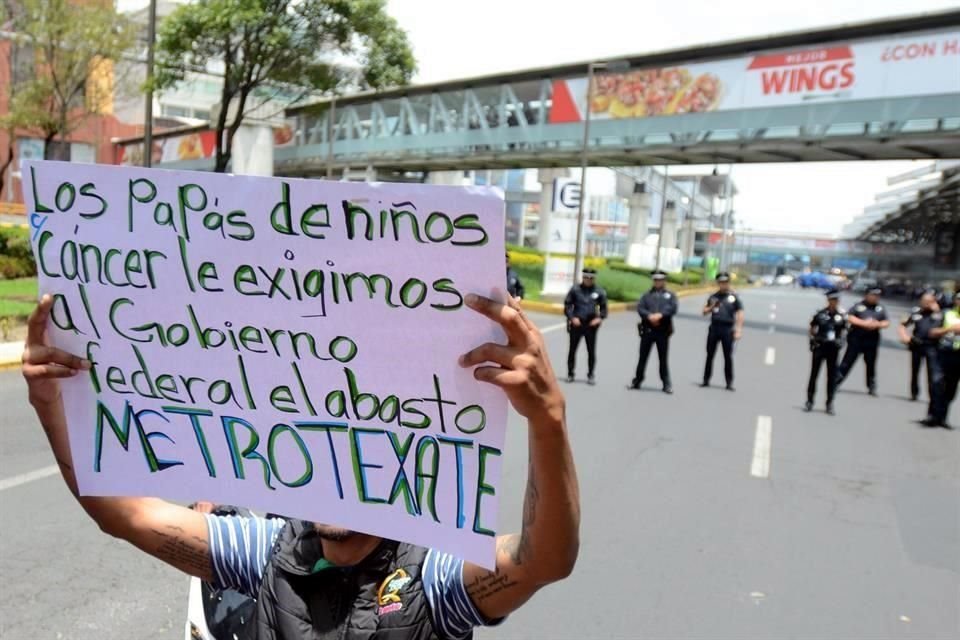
<box><xmin>805</xmin><ymin>289</ymin><xmax>847</xmax><ymax>415</ymax></box>
<box><xmin>564</xmin><ymin>267</ymin><xmax>608</xmax><ymax>385</ymax></box>
<box><xmin>701</xmin><ymin>272</ymin><xmax>744</xmax><ymax>391</ymax></box>
<box><xmin>924</xmin><ymin>291</ymin><xmax>960</xmax><ymax>428</ymax></box>
<box><xmin>836</xmin><ymin>288</ymin><xmax>889</xmax><ymax>396</ymax></box>
<box><xmin>897</xmin><ymin>291</ymin><xmax>942</xmax><ymax>403</ymax></box>
<box><xmin>506</xmin><ymin>252</ymin><xmax>525</xmax><ymax>299</ymax></box>
<box><xmin>630</xmin><ymin>270</ymin><xmax>677</xmax><ymax>393</ymax></box>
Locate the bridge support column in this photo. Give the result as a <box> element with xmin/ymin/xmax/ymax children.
<box><xmin>678</xmin><ymin>218</ymin><xmax>697</xmax><ymax>262</ymax></box>
<box><xmin>626</xmin><ymin>192</ymin><xmax>651</xmax><ymax>246</ymax></box>
<box><xmin>427</xmin><ymin>171</ymin><xmax>465</xmax><ymax>186</ymax></box>
<box><xmin>536</xmin><ymin>168</ymin><xmax>571</xmax><ymax>251</ymax></box>
<box><xmin>659</xmin><ymin>204</ymin><xmax>679</xmax><ymax>253</ymax></box>
<box><xmin>232</xmin><ymin>122</ymin><xmax>274</xmax><ymax>176</ymax></box>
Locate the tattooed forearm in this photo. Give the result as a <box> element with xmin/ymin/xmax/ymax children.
<box><xmin>465</xmin><ymin>567</ymin><xmax>521</xmax><ymax>603</ymax></box>
<box><xmin>515</xmin><ymin>455</ymin><xmax>540</xmax><ymax>566</ymax></box>
<box><xmin>150</xmin><ymin>527</ymin><xmax>210</xmax><ymax>575</ymax></box>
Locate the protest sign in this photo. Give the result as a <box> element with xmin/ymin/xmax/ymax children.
<box><xmin>24</xmin><ymin>160</ymin><xmax>507</xmax><ymax>568</ymax></box>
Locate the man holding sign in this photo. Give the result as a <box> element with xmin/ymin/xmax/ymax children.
<box><xmin>22</xmin><ymin>162</ymin><xmax>580</xmax><ymax>639</ymax></box>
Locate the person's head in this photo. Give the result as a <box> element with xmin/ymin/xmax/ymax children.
<box><xmin>919</xmin><ymin>291</ymin><xmax>937</xmax><ymax>311</ymax></box>
<box><xmin>652</xmin><ymin>270</ymin><xmax>667</xmax><ymax>290</ymax></box>
<box><xmin>826</xmin><ymin>288</ymin><xmax>840</xmax><ymax>310</ymax></box>
<box><xmin>582</xmin><ymin>268</ymin><xmax>597</xmax><ymax>287</ymax></box>
<box><xmin>505</xmin><ymin>251</ymin><xmax>511</xmax><ymax>268</ymax></box>
<box><xmin>954</xmin><ymin>290</ymin><xmax>960</xmax><ymax>310</ymax></box>
<box><xmin>716</xmin><ymin>272</ymin><xmax>731</xmax><ymax>292</ymax></box>
<box><xmin>865</xmin><ymin>288</ymin><xmax>881</xmax><ymax>305</ymax></box>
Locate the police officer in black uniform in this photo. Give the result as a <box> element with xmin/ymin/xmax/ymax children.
<box><xmin>701</xmin><ymin>272</ymin><xmax>744</xmax><ymax>390</ymax></box>
<box><xmin>805</xmin><ymin>289</ymin><xmax>847</xmax><ymax>415</ymax></box>
<box><xmin>630</xmin><ymin>270</ymin><xmax>677</xmax><ymax>393</ymax></box>
<box><xmin>836</xmin><ymin>288</ymin><xmax>889</xmax><ymax>396</ymax></box>
<box><xmin>564</xmin><ymin>267</ymin><xmax>608</xmax><ymax>385</ymax></box>
<box><xmin>924</xmin><ymin>291</ymin><xmax>960</xmax><ymax>428</ymax></box>
<box><xmin>506</xmin><ymin>252</ymin><xmax>525</xmax><ymax>299</ymax></box>
<box><xmin>897</xmin><ymin>291</ymin><xmax>942</xmax><ymax>403</ymax></box>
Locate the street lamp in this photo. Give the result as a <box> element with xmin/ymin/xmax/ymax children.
<box><xmin>573</xmin><ymin>59</ymin><xmax>629</xmax><ymax>283</ymax></box>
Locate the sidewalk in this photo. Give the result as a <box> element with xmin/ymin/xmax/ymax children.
<box><xmin>0</xmin><ymin>341</ymin><xmax>22</xmax><ymax>370</ymax></box>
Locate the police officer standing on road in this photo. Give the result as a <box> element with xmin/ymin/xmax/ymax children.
<box><xmin>564</xmin><ymin>267</ymin><xmax>608</xmax><ymax>385</ymax></box>
<box><xmin>630</xmin><ymin>270</ymin><xmax>677</xmax><ymax>393</ymax></box>
<box><xmin>701</xmin><ymin>272</ymin><xmax>744</xmax><ymax>391</ymax></box>
<box><xmin>805</xmin><ymin>289</ymin><xmax>847</xmax><ymax>415</ymax></box>
<box><xmin>924</xmin><ymin>291</ymin><xmax>960</xmax><ymax>428</ymax></box>
<box><xmin>836</xmin><ymin>288</ymin><xmax>889</xmax><ymax>396</ymax></box>
<box><xmin>506</xmin><ymin>252</ymin><xmax>525</xmax><ymax>299</ymax></box>
<box><xmin>898</xmin><ymin>291</ymin><xmax>942</xmax><ymax>403</ymax></box>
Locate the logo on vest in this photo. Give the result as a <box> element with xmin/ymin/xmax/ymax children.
<box><xmin>377</xmin><ymin>568</ymin><xmax>412</xmax><ymax>616</ymax></box>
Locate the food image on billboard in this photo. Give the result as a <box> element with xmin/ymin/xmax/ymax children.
<box><xmin>548</xmin><ymin>28</ymin><xmax>960</xmax><ymax>123</ymax></box>
<box><xmin>588</xmin><ymin>68</ymin><xmax>722</xmax><ymax>119</ymax></box>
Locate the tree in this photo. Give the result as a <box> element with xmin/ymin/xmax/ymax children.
<box><xmin>2</xmin><ymin>0</ymin><xmax>137</xmax><ymax>161</ymax></box>
<box><xmin>154</xmin><ymin>0</ymin><xmax>416</xmax><ymax>173</ymax></box>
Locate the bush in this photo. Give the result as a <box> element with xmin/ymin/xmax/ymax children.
<box><xmin>0</xmin><ymin>227</ymin><xmax>36</xmax><ymax>279</ymax></box>
<box><xmin>596</xmin><ymin>268</ymin><xmax>651</xmax><ymax>302</ymax></box>
<box><xmin>0</xmin><ymin>255</ymin><xmax>34</xmax><ymax>279</ymax></box>
<box><xmin>507</xmin><ymin>248</ymin><xmax>606</xmax><ymax>270</ymax></box>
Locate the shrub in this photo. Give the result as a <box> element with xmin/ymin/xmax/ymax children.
<box><xmin>0</xmin><ymin>255</ymin><xmax>34</xmax><ymax>279</ymax></box>
<box><xmin>0</xmin><ymin>227</ymin><xmax>36</xmax><ymax>279</ymax></box>
<box><xmin>596</xmin><ymin>268</ymin><xmax>651</xmax><ymax>302</ymax></box>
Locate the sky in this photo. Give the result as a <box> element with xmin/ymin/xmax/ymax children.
<box><xmin>118</xmin><ymin>0</ymin><xmax>958</xmax><ymax>236</ymax></box>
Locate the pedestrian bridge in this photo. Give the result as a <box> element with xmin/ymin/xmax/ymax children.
<box><xmin>135</xmin><ymin>11</ymin><xmax>960</xmax><ymax>176</ymax></box>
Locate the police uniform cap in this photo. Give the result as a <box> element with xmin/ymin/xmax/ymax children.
<box><xmin>582</xmin><ymin>268</ymin><xmax>597</xmax><ymax>276</ymax></box>
<box><xmin>868</xmin><ymin>288</ymin><xmax>882</xmax><ymax>295</ymax></box>
<box><xmin>716</xmin><ymin>272</ymin><xmax>731</xmax><ymax>283</ymax></box>
<box><xmin>825</xmin><ymin>288</ymin><xmax>840</xmax><ymax>300</ymax></box>
<box><xmin>652</xmin><ymin>270</ymin><xmax>667</xmax><ymax>280</ymax></box>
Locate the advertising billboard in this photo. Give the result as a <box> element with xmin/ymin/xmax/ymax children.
<box><xmin>549</xmin><ymin>29</ymin><xmax>960</xmax><ymax>123</ymax></box>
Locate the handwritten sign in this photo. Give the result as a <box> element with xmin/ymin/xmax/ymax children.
<box><xmin>25</xmin><ymin>160</ymin><xmax>507</xmax><ymax>567</ymax></box>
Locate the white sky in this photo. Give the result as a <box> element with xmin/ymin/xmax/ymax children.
<box><xmin>119</xmin><ymin>0</ymin><xmax>957</xmax><ymax>235</ymax></box>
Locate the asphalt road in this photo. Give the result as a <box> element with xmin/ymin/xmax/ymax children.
<box><xmin>1</xmin><ymin>287</ymin><xmax>958</xmax><ymax>639</ymax></box>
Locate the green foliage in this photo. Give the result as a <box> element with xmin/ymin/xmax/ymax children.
<box><xmin>155</xmin><ymin>0</ymin><xmax>416</xmax><ymax>171</ymax></box>
<box><xmin>596</xmin><ymin>268</ymin><xmax>651</xmax><ymax>302</ymax></box>
<box><xmin>607</xmin><ymin>260</ymin><xmax>702</xmax><ymax>285</ymax></box>
<box><xmin>0</xmin><ymin>227</ymin><xmax>36</xmax><ymax>279</ymax></box>
<box><xmin>0</xmin><ymin>298</ymin><xmax>35</xmax><ymax>319</ymax></box>
<box><xmin>0</xmin><ymin>276</ymin><xmax>37</xmax><ymax>298</ymax></box>
<box><xmin>505</xmin><ymin>244</ymin><xmax>543</xmax><ymax>256</ymax></box>
<box><xmin>3</xmin><ymin>0</ymin><xmax>137</xmax><ymax>147</ymax></box>
<box><xmin>510</xmin><ymin>264</ymin><xmax>544</xmax><ymax>301</ymax></box>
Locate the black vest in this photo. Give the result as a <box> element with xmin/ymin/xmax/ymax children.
<box><xmin>252</xmin><ymin>521</ymin><xmax>446</xmax><ymax>640</ymax></box>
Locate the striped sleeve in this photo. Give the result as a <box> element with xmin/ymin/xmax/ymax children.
<box><xmin>205</xmin><ymin>515</ymin><xmax>286</xmax><ymax>598</ymax></box>
<box><xmin>422</xmin><ymin>549</ymin><xmax>505</xmax><ymax>640</ymax></box>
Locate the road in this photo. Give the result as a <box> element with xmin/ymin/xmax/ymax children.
<box><xmin>1</xmin><ymin>287</ymin><xmax>958</xmax><ymax>639</ymax></box>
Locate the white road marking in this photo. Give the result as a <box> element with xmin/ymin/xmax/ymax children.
<box><xmin>768</xmin><ymin>325</ymin><xmax>775</xmax><ymax>334</ymax></box>
<box><xmin>750</xmin><ymin>416</ymin><xmax>773</xmax><ymax>478</ymax></box>
<box><xmin>769</xmin><ymin>313</ymin><xmax>777</xmax><ymax>321</ymax></box>
<box><xmin>0</xmin><ymin>465</ymin><xmax>59</xmax><ymax>492</ymax></box>
<box><xmin>764</xmin><ymin>347</ymin><xmax>776</xmax><ymax>366</ymax></box>
<box><xmin>541</xmin><ymin>322</ymin><xmax>568</xmax><ymax>334</ymax></box>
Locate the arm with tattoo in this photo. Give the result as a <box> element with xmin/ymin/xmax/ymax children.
<box><xmin>458</xmin><ymin>294</ymin><xmax>580</xmax><ymax>619</ymax></box>
<box><xmin>22</xmin><ymin>297</ymin><xmax>213</xmax><ymax>581</ymax></box>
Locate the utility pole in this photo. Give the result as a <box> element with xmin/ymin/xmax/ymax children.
<box><xmin>143</xmin><ymin>0</ymin><xmax>157</xmax><ymax>168</ymax></box>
